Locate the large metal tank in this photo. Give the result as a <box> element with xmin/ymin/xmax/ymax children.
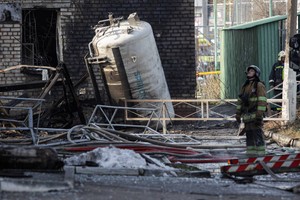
<box><xmin>88</xmin><ymin>13</ymin><xmax>174</xmax><ymax>120</ymax></box>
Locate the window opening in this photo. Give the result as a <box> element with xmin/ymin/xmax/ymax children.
<box><xmin>22</xmin><ymin>9</ymin><xmax>58</xmax><ymax>67</ymax></box>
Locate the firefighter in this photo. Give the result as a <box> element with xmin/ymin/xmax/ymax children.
<box><xmin>269</xmin><ymin>51</ymin><xmax>285</xmax><ymax>111</ymax></box>
<box><xmin>235</xmin><ymin>65</ymin><xmax>267</xmax><ymax>156</ymax></box>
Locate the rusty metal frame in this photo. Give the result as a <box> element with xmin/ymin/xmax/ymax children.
<box><xmin>0</xmin><ymin>96</ymin><xmax>45</xmax><ymax>144</ymax></box>
<box><xmin>86</xmin><ymin>104</ymin><xmax>212</xmax><ymax>143</ymax></box>
<box><xmin>86</xmin><ymin>98</ymin><xmax>285</xmax><ymax>137</ymax></box>
<box><xmin>87</xmin><ymin>104</ymin><xmax>160</xmax><ymax>133</ymax></box>
<box><xmin>124</xmin><ymin>98</ymin><xmax>285</xmax><ymax>122</ymax></box>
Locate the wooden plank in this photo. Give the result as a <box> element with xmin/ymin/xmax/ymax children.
<box><xmin>0</xmin><ymin>80</ymin><xmax>63</xmax><ymax>92</ymax></box>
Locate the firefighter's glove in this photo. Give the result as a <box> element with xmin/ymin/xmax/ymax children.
<box><xmin>235</xmin><ymin>114</ymin><xmax>241</xmax><ymax>124</ymax></box>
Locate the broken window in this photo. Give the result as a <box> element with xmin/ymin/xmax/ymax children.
<box><xmin>22</xmin><ymin>9</ymin><xmax>58</xmax><ymax>67</ymax></box>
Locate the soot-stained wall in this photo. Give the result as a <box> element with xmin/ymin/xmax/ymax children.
<box><xmin>0</xmin><ymin>0</ymin><xmax>195</xmax><ymax>101</ymax></box>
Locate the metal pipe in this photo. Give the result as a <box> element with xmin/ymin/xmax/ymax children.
<box><xmin>269</xmin><ymin>0</ymin><xmax>273</xmax><ymax>17</ymax></box>
<box><xmin>84</xmin><ymin>53</ymin><xmax>104</xmax><ymax>105</ymax></box>
<box><xmin>213</xmin><ymin>0</ymin><xmax>218</xmax><ymax>70</ymax></box>
<box><xmin>223</xmin><ymin>0</ymin><xmax>226</xmax><ymax>27</ymax></box>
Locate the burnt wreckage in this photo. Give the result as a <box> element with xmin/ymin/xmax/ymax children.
<box><xmin>0</xmin><ymin>13</ymin><xmax>173</xmax><ymax>140</ymax></box>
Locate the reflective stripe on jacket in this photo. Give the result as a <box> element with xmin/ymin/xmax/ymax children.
<box><xmin>236</xmin><ymin>80</ymin><xmax>267</xmax><ymax>123</ymax></box>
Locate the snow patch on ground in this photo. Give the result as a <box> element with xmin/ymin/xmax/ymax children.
<box><xmin>64</xmin><ymin>146</ymin><xmax>173</xmax><ymax>170</ymax></box>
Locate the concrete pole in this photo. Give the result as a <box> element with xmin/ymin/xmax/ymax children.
<box><xmin>282</xmin><ymin>0</ymin><xmax>297</xmax><ymax>123</ymax></box>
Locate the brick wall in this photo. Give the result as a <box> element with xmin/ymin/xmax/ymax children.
<box><xmin>0</xmin><ymin>0</ymin><xmax>196</xmax><ymax>101</ymax></box>
<box><xmin>0</xmin><ymin>21</ymin><xmax>23</xmax><ymax>96</ymax></box>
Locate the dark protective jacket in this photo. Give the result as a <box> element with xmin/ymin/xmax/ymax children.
<box><xmin>269</xmin><ymin>61</ymin><xmax>284</xmax><ymax>88</ymax></box>
<box><xmin>236</xmin><ymin>80</ymin><xmax>267</xmax><ymax>123</ymax></box>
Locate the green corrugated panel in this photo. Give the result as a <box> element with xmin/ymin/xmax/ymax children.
<box><xmin>221</xmin><ymin>13</ymin><xmax>300</xmax><ymax>99</ymax></box>
<box><xmin>221</xmin><ymin>29</ymin><xmax>257</xmax><ymax>98</ymax></box>
<box><xmin>257</xmin><ymin>22</ymin><xmax>280</xmax><ymax>97</ymax></box>
<box><xmin>221</xmin><ymin>17</ymin><xmax>284</xmax><ymax>99</ymax></box>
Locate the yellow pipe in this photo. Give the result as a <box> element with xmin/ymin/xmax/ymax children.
<box><xmin>197</xmin><ymin>71</ymin><xmax>221</xmax><ymax>76</ymax></box>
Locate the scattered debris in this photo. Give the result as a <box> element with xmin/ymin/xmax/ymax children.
<box><xmin>265</xmin><ymin>130</ymin><xmax>300</xmax><ymax>148</ymax></box>
<box><xmin>63</xmin><ymin>146</ymin><xmax>211</xmax><ymax>179</ymax></box>
<box><xmin>0</xmin><ymin>145</ymin><xmax>63</xmax><ymax>170</ymax></box>
<box><xmin>64</xmin><ymin>146</ymin><xmax>171</xmax><ymax>170</ymax></box>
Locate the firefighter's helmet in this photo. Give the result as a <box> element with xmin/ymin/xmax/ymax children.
<box><xmin>246</xmin><ymin>65</ymin><xmax>261</xmax><ymax>77</ymax></box>
<box><xmin>278</xmin><ymin>50</ymin><xmax>285</xmax><ymax>61</ymax></box>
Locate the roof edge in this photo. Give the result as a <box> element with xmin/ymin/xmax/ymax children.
<box><xmin>223</xmin><ymin>15</ymin><xmax>287</xmax><ymax>30</ymax></box>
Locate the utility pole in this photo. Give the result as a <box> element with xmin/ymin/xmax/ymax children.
<box><xmin>282</xmin><ymin>0</ymin><xmax>298</xmax><ymax>123</ymax></box>
<box><xmin>234</xmin><ymin>0</ymin><xmax>240</xmax><ymax>24</ymax></box>
<box><xmin>214</xmin><ymin>0</ymin><xmax>218</xmax><ymax>70</ymax></box>
<box><xmin>223</xmin><ymin>0</ymin><xmax>226</xmax><ymax>27</ymax></box>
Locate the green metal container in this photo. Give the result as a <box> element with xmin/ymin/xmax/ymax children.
<box><xmin>220</xmin><ymin>15</ymin><xmax>288</xmax><ymax>99</ymax></box>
